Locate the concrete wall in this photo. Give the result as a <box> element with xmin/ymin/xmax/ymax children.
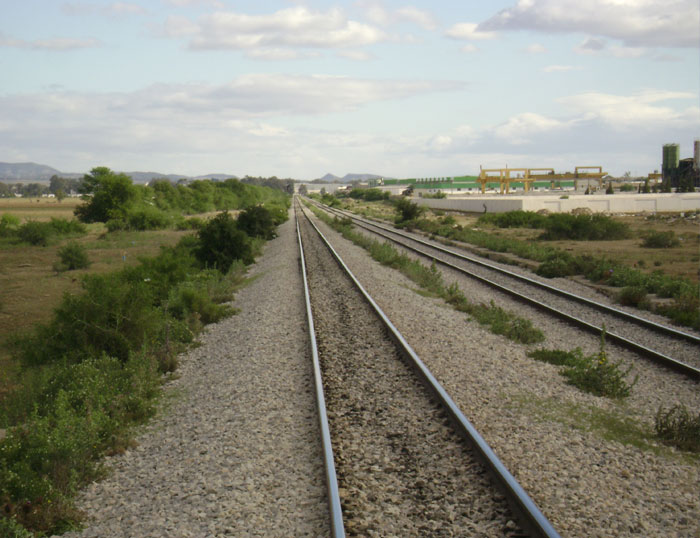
<box><xmin>414</xmin><ymin>193</ymin><xmax>700</xmax><ymax>214</ymax></box>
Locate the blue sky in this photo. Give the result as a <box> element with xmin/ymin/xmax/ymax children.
<box><xmin>1</xmin><ymin>0</ymin><xmax>698</xmax><ymax>179</ymax></box>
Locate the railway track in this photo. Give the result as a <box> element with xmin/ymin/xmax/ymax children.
<box><xmin>295</xmin><ymin>200</ymin><xmax>560</xmax><ymax>537</ymax></box>
<box><xmin>311</xmin><ymin>200</ymin><xmax>700</xmax><ymax>380</ymax></box>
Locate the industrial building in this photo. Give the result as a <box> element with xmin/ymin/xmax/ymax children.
<box><xmin>662</xmin><ymin>141</ymin><xmax>700</xmax><ymax>191</ymax></box>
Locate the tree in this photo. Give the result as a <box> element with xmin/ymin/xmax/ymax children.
<box><xmin>195</xmin><ymin>211</ymin><xmax>253</xmax><ymax>272</ymax></box>
<box><xmin>395</xmin><ymin>197</ymin><xmax>425</xmax><ymax>222</ymax></box>
<box><xmin>236</xmin><ymin>205</ymin><xmax>276</xmax><ymax>240</ymax></box>
<box><xmin>74</xmin><ymin>167</ymin><xmax>137</xmax><ymax>223</ymax></box>
<box><xmin>49</xmin><ymin>174</ymin><xmax>69</xmax><ymax>195</ymax></box>
<box><xmin>298</xmin><ymin>184</ymin><xmax>308</xmax><ymax>196</ymax></box>
<box><xmin>55</xmin><ymin>189</ymin><xmax>66</xmax><ymax>202</ymax></box>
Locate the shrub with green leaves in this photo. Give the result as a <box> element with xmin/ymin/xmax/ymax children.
<box><xmin>0</xmin><ymin>213</ymin><xmax>21</xmax><ymax>237</ymax></box>
<box><xmin>17</xmin><ymin>221</ymin><xmax>52</xmax><ymax>246</ymax></box>
<box><xmin>54</xmin><ymin>241</ymin><xmax>91</xmax><ymax>271</ymax></box>
<box><xmin>236</xmin><ymin>205</ymin><xmax>277</xmax><ymax>240</ymax></box>
<box><xmin>394</xmin><ymin>197</ymin><xmax>425</xmax><ymax>223</ymax></box>
<box><xmin>655</xmin><ymin>404</ymin><xmax>700</xmax><ymax>452</ymax></box>
<box><xmin>196</xmin><ymin>211</ymin><xmax>253</xmax><ymax>272</ymax></box>
<box><xmin>615</xmin><ymin>286</ymin><xmax>650</xmax><ymax>309</ymax></box>
<box><xmin>540</xmin><ymin>213</ymin><xmax>631</xmax><ymax>241</ymax></box>
<box><xmin>641</xmin><ymin>230</ymin><xmax>680</xmax><ymax>248</ymax></box>
<box><xmin>528</xmin><ymin>330</ymin><xmax>636</xmax><ymax>398</ymax></box>
<box><xmin>478</xmin><ymin>210</ymin><xmax>546</xmax><ymax>229</ymax></box>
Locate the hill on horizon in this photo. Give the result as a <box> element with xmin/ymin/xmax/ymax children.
<box><xmin>0</xmin><ymin>162</ymin><xmax>239</xmax><ymax>184</ymax></box>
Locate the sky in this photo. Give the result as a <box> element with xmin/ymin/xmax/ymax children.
<box><xmin>1</xmin><ymin>0</ymin><xmax>698</xmax><ymax>179</ymax></box>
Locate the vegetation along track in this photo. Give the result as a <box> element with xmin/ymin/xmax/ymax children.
<box><xmin>316</xmin><ymin>202</ymin><xmax>700</xmax><ymax>379</ymax></box>
<box><xmin>295</xmin><ymin>200</ymin><xmax>559</xmax><ymax>537</ymax></box>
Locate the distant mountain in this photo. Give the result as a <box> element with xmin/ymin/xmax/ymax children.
<box><xmin>314</xmin><ymin>172</ymin><xmax>389</xmax><ymax>183</ymax></box>
<box><xmin>193</xmin><ymin>174</ymin><xmax>238</xmax><ymax>181</ymax></box>
<box><xmin>318</xmin><ymin>173</ymin><xmax>342</xmax><ymax>182</ymax></box>
<box><xmin>0</xmin><ymin>162</ymin><xmax>63</xmax><ymax>181</ymax></box>
<box><xmin>0</xmin><ymin>162</ymin><xmax>239</xmax><ymax>184</ymax></box>
<box><xmin>342</xmin><ymin>173</ymin><xmax>387</xmax><ymax>182</ymax></box>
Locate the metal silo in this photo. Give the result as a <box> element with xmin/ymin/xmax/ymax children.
<box><xmin>663</xmin><ymin>143</ymin><xmax>680</xmax><ymax>171</ymax></box>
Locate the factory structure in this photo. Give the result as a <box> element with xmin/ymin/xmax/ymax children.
<box><xmin>662</xmin><ymin>140</ymin><xmax>700</xmax><ymax>191</ymax></box>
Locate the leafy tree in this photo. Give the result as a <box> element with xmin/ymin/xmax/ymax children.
<box><xmin>395</xmin><ymin>197</ymin><xmax>425</xmax><ymax>222</ymax></box>
<box><xmin>49</xmin><ymin>174</ymin><xmax>69</xmax><ymax>195</ymax></box>
<box><xmin>236</xmin><ymin>205</ymin><xmax>276</xmax><ymax>239</ymax></box>
<box><xmin>74</xmin><ymin>167</ymin><xmax>137</xmax><ymax>223</ymax></box>
<box><xmin>55</xmin><ymin>189</ymin><xmax>66</xmax><ymax>202</ymax></box>
<box><xmin>195</xmin><ymin>211</ymin><xmax>253</xmax><ymax>272</ymax></box>
<box><xmin>298</xmin><ymin>184</ymin><xmax>308</xmax><ymax>196</ymax></box>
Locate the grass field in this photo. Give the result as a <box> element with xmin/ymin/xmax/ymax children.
<box><xmin>0</xmin><ymin>198</ymin><xmax>193</xmax><ymax>397</ymax></box>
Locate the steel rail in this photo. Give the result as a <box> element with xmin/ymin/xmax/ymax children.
<box><xmin>324</xmin><ymin>202</ymin><xmax>700</xmax><ymax>346</ymax></box>
<box><xmin>298</xmin><ymin>201</ymin><xmax>561</xmax><ymax>538</ymax></box>
<box><xmin>311</xmin><ymin>202</ymin><xmax>700</xmax><ymax>380</ymax></box>
<box><xmin>295</xmin><ymin>202</ymin><xmax>346</xmax><ymax>538</ymax></box>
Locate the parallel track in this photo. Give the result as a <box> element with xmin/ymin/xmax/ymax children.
<box><xmin>296</xmin><ymin>200</ymin><xmax>560</xmax><ymax>538</ymax></box>
<box><xmin>312</xmin><ymin>201</ymin><xmax>700</xmax><ymax>381</ymax></box>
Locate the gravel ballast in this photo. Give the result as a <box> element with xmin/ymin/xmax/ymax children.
<box><xmin>300</xmin><ymin>215</ymin><xmax>518</xmax><ymax>536</ymax></box>
<box><xmin>304</xmin><ymin>205</ymin><xmax>700</xmax><ymax>537</ymax></box>
<box><xmin>61</xmin><ymin>214</ymin><xmax>329</xmax><ymax>537</ymax></box>
<box><xmin>59</xmin><ymin>203</ymin><xmax>699</xmax><ymax>537</ymax></box>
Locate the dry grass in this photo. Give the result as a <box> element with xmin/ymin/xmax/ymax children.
<box><xmin>0</xmin><ymin>198</ymin><xmax>194</xmax><ymax>397</ymax></box>
<box><xmin>0</xmin><ymin>196</ymin><xmax>83</xmax><ymax>221</ymax></box>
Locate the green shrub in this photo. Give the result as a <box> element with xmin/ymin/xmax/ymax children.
<box><xmin>528</xmin><ymin>330</ymin><xmax>636</xmax><ymax>398</ymax></box>
<box><xmin>536</xmin><ymin>252</ymin><xmax>578</xmax><ymax>278</ymax></box>
<box><xmin>615</xmin><ymin>286</ymin><xmax>650</xmax><ymax>309</ymax></box>
<box><xmin>655</xmin><ymin>404</ymin><xmax>700</xmax><ymax>452</ymax></box>
<box><xmin>540</xmin><ymin>213</ymin><xmax>630</xmax><ymax>241</ymax></box>
<box><xmin>395</xmin><ymin>197</ymin><xmax>425</xmax><ymax>222</ymax></box>
<box><xmin>478</xmin><ymin>210</ymin><xmax>547</xmax><ymax>229</ymax></box>
<box><xmin>236</xmin><ymin>205</ymin><xmax>277</xmax><ymax>240</ymax></box>
<box><xmin>641</xmin><ymin>230</ymin><xmax>680</xmax><ymax>248</ymax></box>
<box><xmin>196</xmin><ymin>211</ymin><xmax>254</xmax><ymax>272</ymax></box>
<box><xmin>124</xmin><ymin>207</ymin><xmax>171</xmax><ymax>230</ymax></box>
<box><xmin>619</xmin><ymin>183</ymin><xmax>636</xmax><ymax>192</ymax></box>
<box><xmin>0</xmin><ymin>213</ymin><xmax>21</xmax><ymax>237</ymax></box>
<box><xmin>47</xmin><ymin>218</ymin><xmax>87</xmax><ymax>235</ymax></box>
<box><xmin>0</xmin><ymin>517</ymin><xmax>33</xmax><ymax>537</ymax></box>
<box><xmin>54</xmin><ymin>242</ymin><xmax>91</xmax><ymax>271</ymax></box>
<box><xmin>175</xmin><ymin>217</ymin><xmax>205</xmax><ymax>230</ymax></box>
<box><xmin>17</xmin><ymin>221</ymin><xmax>51</xmax><ymax>246</ymax></box>
<box><xmin>347</xmin><ymin>188</ymin><xmax>390</xmax><ymax>201</ymax></box>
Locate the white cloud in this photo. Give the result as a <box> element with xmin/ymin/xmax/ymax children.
<box><xmin>525</xmin><ymin>43</ymin><xmax>546</xmax><ymax>54</ymax></box>
<box><xmin>163</xmin><ymin>0</ymin><xmax>224</xmax><ymax>7</ymax></box>
<box><xmin>445</xmin><ymin>22</ymin><xmax>497</xmax><ymax>41</ymax></box>
<box><xmin>492</xmin><ymin>112</ymin><xmax>570</xmax><ymax>144</ymax></box>
<box><xmin>395</xmin><ymin>7</ymin><xmax>438</xmax><ymax>30</ymax></box>
<box><xmin>542</xmin><ymin>64</ymin><xmax>577</xmax><ymax>72</ymax></box>
<box><xmin>356</xmin><ymin>2</ymin><xmax>437</xmax><ymax>30</ymax></box>
<box><xmin>0</xmin><ymin>35</ymin><xmax>100</xmax><ymax>50</ymax></box>
<box><xmin>336</xmin><ymin>50</ymin><xmax>375</xmax><ymax>61</ymax></box>
<box><xmin>163</xmin><ymin>7</ymin><xmax>387</xmax><ymax>52</ymax></box>
<box><xmin>62</xmin><ymin>2</ymin><xmax>148</xmax><ymax>17</ymax></box>
<box><xmin>479</xmin><ymin>0</ymin><xmax>699</xmax><ymax>48</ymax></box>
<box><xmin>460</xmin><ymin>44</ymin><xmax>479</xmax><ymax>53</ymax></box>
<box><xmin>574</xmin><ymin>37</ymin><xmax>647</xmax><ymax>58</ymax></box>
<box><xmin>0</xmin><ymin>74</ymin><xmax>466</xmax><ymax>176</ymax></box>
<box><xmin>558</xmin><ymin>90</ymin><xmax>699</xmax><ymax>126</ymax></box>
